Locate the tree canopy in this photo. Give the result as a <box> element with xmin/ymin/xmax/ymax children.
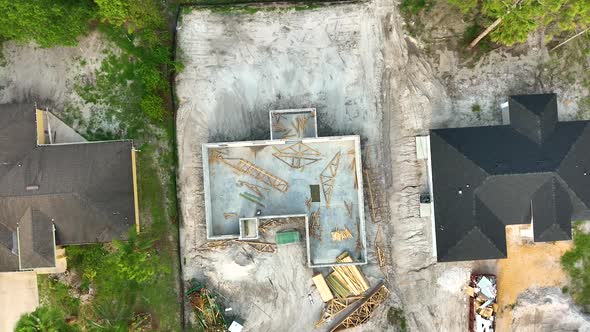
<box><xmin>448</xmin><ymin>0</ymin><xmax>590</xmax><ymax>46</ymax></box>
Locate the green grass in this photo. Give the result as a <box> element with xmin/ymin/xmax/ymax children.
<box><xmin>400</xmin><ymin>0</ymin><xmax>434</xmax><ymax>16</ymax></box>
<box><xmin>387</xmin><ymin>306</ymin><xmax>408</xmax><ymax>332</ymax></box>
<box><xmin>561</xmin><ymin>223</ymin><xmax>590</xmax><ymax>311</ymax></box>
<box><xmin>37</xmin><ymin>275</ymin><xmax>81</xmax><ymax>319</ymax></box>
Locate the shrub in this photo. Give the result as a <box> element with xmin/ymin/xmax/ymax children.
<box><xmin>0</xmin><ymin>0</ymin><xmax>95</xmax><ymax>47</ymax></box>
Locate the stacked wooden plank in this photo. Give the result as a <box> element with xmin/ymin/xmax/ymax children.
<box><xmin>312</xmin><ymin>274</ymin><xmax>334</xmax><ymax>302</ymax></box>
<box><xmin>325</xmin><ymin>252</ymin><xmax>370</xmax><ymax>298</ymax></box>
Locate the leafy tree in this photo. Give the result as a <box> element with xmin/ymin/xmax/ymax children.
<box><xmin>0</xmin><ymin>0</ymin><xmax>95</xmax><ymax>47</ymax></box>
<box><xmin>448</xmin><ymin>0</ymin><xmax>590</xmax><ymax>46</ymax></box>
<box><xmin>15</xmin><ymin>306</ymin><xmax>77</xmax><ymax>332</ymax></box>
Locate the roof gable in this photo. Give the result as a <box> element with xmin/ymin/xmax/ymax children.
<box><xmin>509</xmin><ymin>93</ymin><xmax>558</xmax><ymax>144</ymax></box>
<box><xmin>17</xmin><ymin>208</ymin><xmax>56</xmax><ymax>270</ymax></box>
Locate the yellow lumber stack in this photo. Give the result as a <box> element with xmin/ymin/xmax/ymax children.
<box><xmin>326</xmin><ymin>252</ymin><xmax>370</xmax><ymax>297</ymax></box>
<box><xmin>312</xmin><ymin>274</ymin><xmax>334</xmax><ymax>302</ymax></box>
<box><xmin>331</xmin><ymin>228</ymin><xmax>353</xmax><ymax>241</ymax></box>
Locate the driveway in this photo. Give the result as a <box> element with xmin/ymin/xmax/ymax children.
<box><xmin>0</xmin><ymin>272</ymin><xmax>39</xmax><ymax>332</ymax></box>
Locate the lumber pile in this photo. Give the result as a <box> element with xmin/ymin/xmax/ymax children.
<box><xmin>312</xmin><ymin>274</ymin><xmax>334</xmax><ymax>302</ymax></box>
<box><xmin>331</xmin><ymin>228</ymin><xmax>353</xmax><ymax>241</ymax></box>
<box><xmin>314</xmin><ymin>296</ymin><xmax>363</xmax><ymax>328</ymax></box>
<box><xmin>325</xmin><ymin>252</ymin><xmax>370</xmax><ymax>298</ymax></box>
<box><xmin>330</xmin><ymin>283</ymin><xmax>389</xmax><ymax>332</ymax></box>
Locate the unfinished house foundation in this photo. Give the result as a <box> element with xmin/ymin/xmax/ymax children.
<box><xmin>202</xmin><ymin>109</ymin><xmax>367</xmax><ymax>267</ymax></box>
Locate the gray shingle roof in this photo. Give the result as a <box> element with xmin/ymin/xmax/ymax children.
<box><xmin>431</xmin><ymin>93</ymin><xmax>590</xmax><ymax>262</ymax></box>
<box><xmin>17</xmin><ymin>208</ymin><xmax>56</xmax><ymax>270</ymax></box>
<box><xmin>0</xmin><ymin>104</ymin><xmax>136</xmax><ymax>271</ymax></box>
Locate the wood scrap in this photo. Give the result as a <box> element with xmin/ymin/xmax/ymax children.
<box><xmin>331</xmin><ymin>228</ymin><xmax>353</xmax><ymax>241</ymax></box>
<box><xmin>344</xmin><ymin>201</ymin><xmax>353</xmax><ymax>217</ymax></box>
<box><xmin>305</xmin><ymin>197</ymin><xmax>312</xmax><ymax>211</ymax></box>
<box><xmin>223</xmin><ymin>212</ymin><xmax>237</xmax><ymax>220</ymax></box>
<box><xmin>237</xmin><ymin>180</ymin><xmax>269</xmax><ymax>198</ymax></box>
<box><xmin>376</xmin><ymin>244</ymin><xmax>386</xmax><ymax>268</ymax></box>
<box><xmin>239</xmin><ymin>240</ymin><xmax>276</xmax><ymax>253</ymax></box>
<box><xmin>310</xmin><ymin>209</ymin><xmax>321</xmax><ymax>240</ymax></box>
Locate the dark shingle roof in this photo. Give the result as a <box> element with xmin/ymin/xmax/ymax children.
<box><xmin>17</xmin><ymin>208</ymin><xmax>56</xmax><ymax>270</ymax></box>
<box><xmin>431</xmin><ymin>93</ymin><xmax>590</xmax><ymax>262</ymax></box>
<box><xmin>0</xmin><ymin>104</ymin><xmax>136</xmax><ymax>271</ymax></box>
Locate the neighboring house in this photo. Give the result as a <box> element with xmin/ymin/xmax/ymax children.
<box><xmin>430</xmin><ymin>93</ymin><xmax>590</xmax><ymax>262</ymax></box>
<box><xmin>0</xmin><ymin>104</ymin><xmax>139</xmax><ymax>272</ymax></box>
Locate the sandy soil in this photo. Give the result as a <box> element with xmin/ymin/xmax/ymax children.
<box><xmin>496</xmin><ymin>226</ymin><xmax>572</xmax><ymax>331</ymax></box>
<box><xmin>511</xmin><ymin>288</ymin><xmax>590</xmax><ymax>331</ymax></box>
<box><xmin>175</xmin><ymin>5</ymin><xmax>391</xmax><ymax>331</ymax></box>
<box><xmin>175</xmin><ymin>1</ymin><xmax>590</xmax><ymax>331</ymax></box>
<box><xmin>0</xmin><ymin>31</ymin><xmax>108</xmax><ymax>114</ymax></box>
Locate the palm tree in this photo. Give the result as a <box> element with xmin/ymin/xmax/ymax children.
<box><xmin>15</xmin><ymin>306</ymin><xmax>76</xmax><ymax>332</ymax></box>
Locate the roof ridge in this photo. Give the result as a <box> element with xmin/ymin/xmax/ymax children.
<box><xmin>554</xmin><ymin>174</ymin><xmax>589</xmax><ymax>211</ymax></box>
<box><xmin>443</xmin><ymin>225</ymin><xmax>505</xmax><ymax>260</ymax></box>
<box><xmin>433</xmin><ymin>131</ymin><xmax>490</xmax><ymax>177</ymax></box>
<box><xmin>538</xmin><ymin>223</ymin><xmax>570</xmax><ymax>241</ymax></box>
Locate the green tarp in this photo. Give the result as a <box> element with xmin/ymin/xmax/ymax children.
<box><xmin>276</xmin><ymin>230</ymin><xmax>300</xmax><ymax>245</ymax></box>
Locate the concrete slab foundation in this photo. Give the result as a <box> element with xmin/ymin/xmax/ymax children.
<box><xmin>202</xmin><ymin>111</ymin><xmax>367</xmax><ymax>267</ymax></box>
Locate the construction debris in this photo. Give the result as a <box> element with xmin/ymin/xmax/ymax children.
<box><xmin>272</xmin><ymin>142</ymin><xmax>322</xmax><ymax>169</ymax></box>
<box><xmin>362</xmin><ymin>166</ymin><xmax>390</xmax><ymax>223</ymax></box>
<box><xmin>258</xmin><ymin>219</ymin><xmax>279</xmax><ymax>234</ymax></box>
<box><xmin>310</xmin><ymin>209</ymin><xmax>322</xmax><ymax>240</ymax></box>
<box><xmin>186</xmin><ymin>280</ymin><xmax>227</xmax><ymax>332</ymax></box>
<box><xmin>312</xmin><ymin>273</ymin><xmax>334</xmax><ymax>303</ymax></box>
<box><xmin>219</xmin><ymin>157</ymin><xmax>289</xmax><ymax>192</ymax></box>
<box><xmin>329</xmin><ymin>283</ymin><xmax>389</xmax><ymax>332</ymax></box>
<box><xmin>331</xmin><ymin>228</ymin><xmax>353</xmax><ymax>241</ymax></box>
<box><xmin>224</xmin><ymin>212</ymin><xmax>237</xmax><ymax>220</ymax></box>
<box><xmin>320</xmin><ymin>152</ymin><xmax>342</xmax><ymax>208</ymax></box>
<box><xmin>293</xmin><ymin>114</ymin><xmax>309</xmax><ymax>137</ymax></box>
<box><xmin>467</xmin><ymin>274</ymin><xmax>498</xmax><ymax>332</ymax></box>
<box><xmin>376</xmin><ymin>244</ymin><xmax>386</xmax><ymax>268</ymax></box>
<box><xmin>237</xmin><ymin>180</ymin><xmax>269</xmax><ymax>198</ymax></box>
<box><xmin>344</xmin><ymin>200</ymin><xmax>353</xmax><ymax>217</ymax></box>
<box><xmin>326</xmin><ymin>252</ymin><xmax>370</xmax><ymax>297</ymax></box>
<box><xmin>239</xmin><ymin>192</ymin><xmax>265</xmax><ymax>207</ymax></box>
<box><xmin>314</xmin><ymin>296</ymin><xmax>363</xmax><ymax>328</ymax></box>
<box><xmin>241</xmin><ymin>240</ymin><xmax>276</xmax><ymax>253</ymax></box>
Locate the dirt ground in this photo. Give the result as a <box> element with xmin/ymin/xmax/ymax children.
<box><xmin>174</xmin><ymin>1</ymin><xmax>590</xmax><ymax>331</ymax></box>
<box><xmin>175</xmin><ymin>4</ymin><xmax>392</xmax><ymax>331</ymax></box>
<box><xmin>0</xmin><ymin>31</ymin><xmax>108</xmax><ymax>113</ymax></box>
<box><xmin>496</xmin><ymin>226</ymin><xmax>573</xmax><ymax>331</ymax></box>
<box><xmin>0</xmin><ymin>272</ymin><xmax>39</xmax><ymax>332</ymax></box>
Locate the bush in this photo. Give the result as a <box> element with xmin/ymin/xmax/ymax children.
<box><xmin>0</xmin><ymin>0</ymin><xmax>95</xmax><ymax>47</ymax></box>
<box><xmin>561</xmin><ymin>226</ymin><xmax>590</xmax><ymax>310</ymax></box>
<box><xmin>141</xmin><ymin>94</ymin><xmax>166</xmax><ymax>122</ymax></box>
<box><xmin>15</xmin><ymin>306</ymin><xmax>77</xmax><ymax>332</ymax></box>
